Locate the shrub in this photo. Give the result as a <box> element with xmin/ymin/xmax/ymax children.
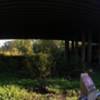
<box><xmin>32</xmin><ymin>53</ymin><xmax>54</xmax><ymax>78</ymax></box>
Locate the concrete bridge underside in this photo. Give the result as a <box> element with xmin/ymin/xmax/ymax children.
<box><xmin>0</xmin><ymin>1</ymin><xmax>100</xmax><ymax>65</ymax></box>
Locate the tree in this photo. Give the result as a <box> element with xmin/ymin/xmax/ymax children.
<box><xmin>15</xmin><ymin>40</ymin><xmax>33</xmax><ymax>55</ymax></box>
<box><xmin>1</xmin><ymin>40</ymin><xmax>33</xmax><ymax>55</ymax></box>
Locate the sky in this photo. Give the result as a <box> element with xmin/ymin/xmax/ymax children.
<box><xmin>0</xmin><ymin>40</ymin><xmax>12</xmax><ymax>47</ymax></box>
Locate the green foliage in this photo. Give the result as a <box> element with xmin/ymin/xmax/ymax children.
<box><xmin>0</xmin><ymin>39</ymin><xmax>99</xmax><ymax>99</ymax></box>
<box><xmin>34</xmin><ymin>53</ymin><xmax>54</xmax><ymax>78</ymax></box>
<box><xmin>1</xmin><ymin>40</ymin><xmax>33</xmax><ymax>55</ymax></box>
<box><xmin>25</xmin><ymin>53</ymin><xmax>54</xmax><ymax>78</ymax></box>
<box><xmin>0</xmin><ymin>40</ymin><xmax>84</xmax><ymax>78</ymax></box>
<box><xmin>0</xmin><ymin>85</ymin><xmax>79</xmax><ymax>100</ymax></box>
<box><xmin>0</xmin><ymin>55</ymin><xmax>54</xmax><ymax>78</ymax></box>
<box><xmin>0</xmin><ymin>73</ymin><xmax>80</xmax><ymax>100</ymax></box>
<box><xmin>15</xmin><ymin>40</ymin><xmax>33</xmax><ymax>55</ymax></box>
<box><xmin>0</xmin><ymin>72</ymin><xmax>99</xmax><ymax>100</ymax></box>
<box><xmin>33</xmin><ymin>40</ymin><xmax>66</xmax><ymax>77</ymax></box>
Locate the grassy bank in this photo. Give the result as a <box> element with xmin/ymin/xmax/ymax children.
<box><xmin>0</xmin><ymin>72</ymin><xmax>99</xmax><ymax>100</ymax></box>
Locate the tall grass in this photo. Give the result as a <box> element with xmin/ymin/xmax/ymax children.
<box><xmin>0</xmin><ymin>72</ymin><xmax>99</xmax><ymax>100</ymax></box>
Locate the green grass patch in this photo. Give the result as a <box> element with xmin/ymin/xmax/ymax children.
<box><xmin>0</xmin><ymin>72</ymin><xmax>98</xmax><ymax>100</ymax></box>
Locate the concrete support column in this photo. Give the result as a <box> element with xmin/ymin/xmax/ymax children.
<box><xmin>71</xmin><ymin>41</ymin><xmax>75</xmax><ymax>64</ymax></box>
<box><xmin>81</xmin><ymin>33</ymin><xmax>86</xmax><ymax>64</ymax></box>
<box><xmin>72</xmin><ymin>41</ymin><xmax>74</xmax><ymax>50</ymax></box>
<box><xmin>65</xmin><ymin>40</ymin><xmax>69</xmax><ymax>64</ymax></box>
<box><xmin>75</xmin><ymin>41</ymin><xmax>79</xmax><ymax>53</ymax></box>
<box><xmin>87</xmin><ymin>32</ymin><xmax>92</xmax><ymax>64</ymax></box>
<box><xmin>75</xmin><ymin>41</ymin><xmax>79</xmax><ymax>64</ymax></box>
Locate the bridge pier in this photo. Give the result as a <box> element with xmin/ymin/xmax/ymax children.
<box><xmin>65</xmin><ymin>40</ymin><xmax>69</xmax><ymax>64</ymax></box>
<box><xmin>81</xmin><ymin>33</ymin><xmax>86</xmax><ymax>64</ymax></box>
<box><xmin>75</xmin><ymin>41</ymin><xmax>79</xmax><ymax>64</ymax></box>
<box><xmin>87</xmin><ymin>32</ymin><xmax>92</xmax><ymax>64</ymax></box>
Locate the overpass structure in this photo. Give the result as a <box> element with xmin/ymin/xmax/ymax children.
<box><xmin>0</xmin><ymin>0</ymin><xmax>100</xmax><ymax>65</ymax></box>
